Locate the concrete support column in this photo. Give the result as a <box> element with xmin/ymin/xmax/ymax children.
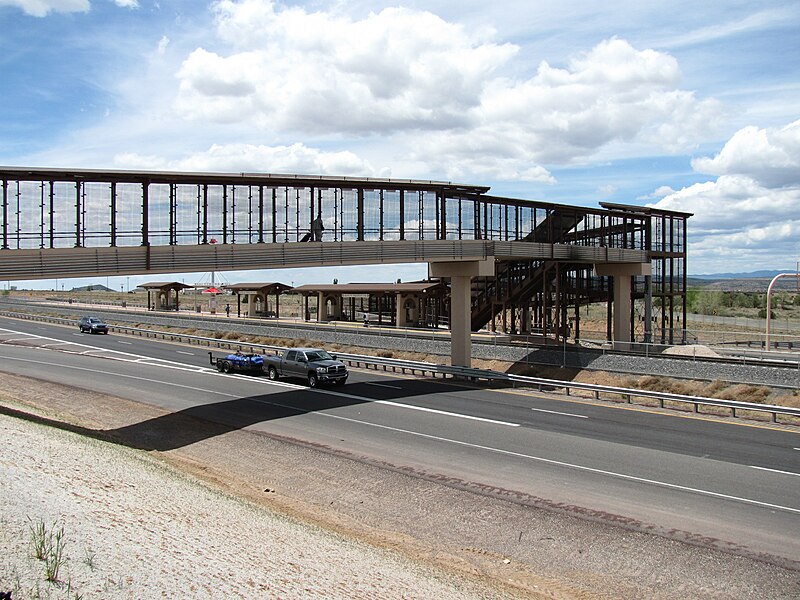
<box><xmin>594</xmin><ymin>262</ymin><xmax>651</xmax><ymax>349</ymax></box>
<box><xmin>429</xmin><ymin>259</ymin><xmax>494</xmax><ymax>368</ymax></box>
<box><xmin>644</xmin><ymin>275</ymin><xmax>652</xmax><ymax>344</ymax></box>
<box><xmin>450</xmin><ymin>275</ymin><xmax>471</xmax><ymax>367</ymax></box>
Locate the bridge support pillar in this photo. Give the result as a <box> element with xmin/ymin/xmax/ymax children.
<box><xmin>429</xmin><ymin>260</ymin><xmax>494</xmax><ymax>368</ymax></box>
<box><xmin>594</xmin><ymin>262</ymin><xmax>651</xmax><ymax>349</ymax></box>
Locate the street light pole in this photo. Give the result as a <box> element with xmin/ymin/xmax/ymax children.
<box><xmin>765</xmin><ymin>272</ymin><xmax>800</xmax><ymax>349</ymax></box>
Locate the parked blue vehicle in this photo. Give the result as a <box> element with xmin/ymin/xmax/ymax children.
<box><xmin>208</xmin><ymin>351</ymin><xmax>264</xmax><ymax>374</ymax></box>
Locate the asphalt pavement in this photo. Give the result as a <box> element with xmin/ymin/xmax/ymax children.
<box><xmin>1</xmin><ymin>315</ymin><xmax>798</xmax><ymax>566</ymax></box>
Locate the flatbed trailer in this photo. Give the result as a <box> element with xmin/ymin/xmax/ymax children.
<box><xmin>208</xmin><ymin>351</ymin><xmax>265</xmax><ymax>374</ymax></box>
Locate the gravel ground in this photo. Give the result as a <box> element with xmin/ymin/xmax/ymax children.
<box><xmin>0</xmin><ymin>413</ymin><xmax>512</xmax><ymax>600</ymax></box>
<box><xmin>1</xmin><ymin>372</ymin><xmax>799</xmax><ymax>599</ymax></box>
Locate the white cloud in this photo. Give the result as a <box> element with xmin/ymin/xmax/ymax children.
<box><xmin>637</xmin><ymin>185</ymin><xmax>676</xmax><ymax>200</ymax></box>
<box><xmin>653</xmin><ymin>174</ymin><xmax>798</xmax><ymax>231</ymax></box>
<box><xmin>691</xmin><ymin>119</ymin><xmax>800</xmax><ymax>187</ymax></box>
<box><xmin>175</xmin><ymin>2</ymin><xmax>516</xmax><ymax>134</ymax></box>
<box><xmin>657</xmin><ymin>7</ymin><xmax>796</xmax><ymax>49</ymax></box>
<box><xmin>114</xmin><ymin>142</ymin><xmax>384</xmax><ymax>177</ymax></box>
<box><xmin>112</xmin><ymin>0</ymin><xmax>138</xmax><ymax>8</ymax></box>
<box><xmin>0</xmin><ymin>0</ymin><xmax>88</xmax><ymax>16</ymax></box>
<box><xmin>650</xmin><ymin>119</ymin><xmax>800</xmax><ymax>272</ymax></box>
<box><xmin>157</xmin><ymin>36</ymin><xmax>169</xmax><ymax>56</ymax></box>
<box><xmin>169</xmin><ymin>3</ymin><xmax>721</xmax><ymax>181</ymax></box>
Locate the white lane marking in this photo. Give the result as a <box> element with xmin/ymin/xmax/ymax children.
<box><xmin>176</xmin><ymin>351</ymin><xmax>194</xmax><ymax>355</ymax></box>
<box><xmin>0</xmin><ymin>342</ymin><xmax>518</xmax><ymax>427</ymax></box>
<box><xmin>0</xmin><ymin>355</ymin><xmax>244</xmax><ymax>396</ymax></box>
<box><xmin>376</xmin><ymin>400</ymin><xmax>519</xmax><ymax>427</ymax></box>
<box><xmin>794</xmin><ymin>448</ymin><xmax>800</xmax><ymax>451</ymax></box>
<box><xmin>0</xmin><ymin>326</ymin><xmax>206</xmax><ymax>367</ymax></box>
<box><xmin>117</xmin><ymin>341</ymin><xmax>133</xmax><ymax>345</ymax></box>
<box><xmin>303</xmin><ymin>413</ymin><xmax>800</xmax><ymax>515</ymax></box>
<box><xmin>751</xmin><ymin>466</ymin><xmax>800</xmax><ymax>477</ymax></box>
<box><xmin>365</xmin><ymin>382</ymin><xmax>403</xmax><ymax>389</ymax></box>
<box><xmin>313</xmin><ymin>386</ymin><xmax>518</xmax><ymax>427</ymax></box>
<box><xmin>3</xmin><ymin>350</ymin><xmax>797</xmax><ymax>514</ymax></box>
<box><xmin>531</xmin><ymin>407</ymin><xmax>588</xmax><ymax>419</ymax></box>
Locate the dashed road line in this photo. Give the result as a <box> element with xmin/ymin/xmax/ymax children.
<box><xmin>751</xmin><ymin>466</ymin><xmax>800</xmax><ymax>477</ymax></box>
<box><xmin>531</xmin><ymin>407</ymin><xmax>588</xmax><ymax>419</ymax></box>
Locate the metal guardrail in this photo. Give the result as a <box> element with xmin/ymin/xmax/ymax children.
<box><xmin>2</xmin><ymin>310</ymin><xmax>799</xmax><ymax>425</ymax></box>
<box><xmin>4</xmin><ymin>298</ymin><xmax>799</xmax><ymax>373</ymax></box>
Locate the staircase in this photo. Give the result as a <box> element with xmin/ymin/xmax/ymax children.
<box><xmin>470</xmin><ymin>210</ymin><xmax>585</xmax><ymax>331</ymax></box>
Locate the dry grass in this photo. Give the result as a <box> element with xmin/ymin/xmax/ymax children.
<box><xmin>714</xmin><ymin>384</ymin><xmax>772</xmax><ymax>404</ymax></box>
<box><xmin>510</xmin><ymin>365</ymin><xmax>792</xmax><ymax>412</ymax></box>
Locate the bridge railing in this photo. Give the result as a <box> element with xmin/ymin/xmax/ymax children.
<box><xmin>1</xmin><ymin>168</ymin><xmax>647</xmax><ymax>252</ymax></box>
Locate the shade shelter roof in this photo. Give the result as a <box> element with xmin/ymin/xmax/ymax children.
<box><xmin>224</xmin><ymin>283</ymin><xmax>293</xmax><ymax>294</ymax></box>
<box><xmin>291</xmin><ymin>281</ymin><xmax>445</xmax><ymax>295</ymax></box>
<box><xmin>137</xmin><ymin>281</ymin><xmax>194</xmax><ymax>291</ymax></box>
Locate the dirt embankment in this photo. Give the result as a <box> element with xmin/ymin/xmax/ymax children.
<box><xmin>2</xmin><ymin>371</ymin><xmax>799</xmax><ymax>599</ymax></box>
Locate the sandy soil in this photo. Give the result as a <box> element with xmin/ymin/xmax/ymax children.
<box><xmin>1</xmin><ymin>372</ymin><xmax>799</xmax><ymax>599</ymax></box>
<box><xmin>661</xmin><ymin>344</ymin><xmax>722</xmax><ymax>358</ymax></box>
<box><xmin>0</xmin><ymin>404</ymin><xmax>510</xmax><ymax>599</ymax></box>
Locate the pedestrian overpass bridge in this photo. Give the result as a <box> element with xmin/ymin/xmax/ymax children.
<box><xmin>0</xmin><ymin>167</ymin><xmax>689</xmax><ymax>366</ymax></box>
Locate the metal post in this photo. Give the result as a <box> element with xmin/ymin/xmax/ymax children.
<box><xmin>258</xmin><ymin>185</ymin><xmax>264</xmax><ymax>243</ymax></box>
<box><xmin>49</xmin><ymin>181</ymin><xmax>55</xmax><ymax>249</ymax></box>
<box><xmin>766</xmin><ymin>273</ymin><xmax>800</xmax><ymax>349</ymax></box>
<box><xmin>202</xmin><ymin>184</ymin><xmax>208</xmax><ymax>244</ymax></box>
<box><xmin>357</xmin><ymin>188</ymin><xmax>364</xmax><ymax>241</ymax></box>
<box><xmin>110</xmin><ymin>182</ymin><xmax>117</xmax><ymax>247</ymax></box>
<box><xmin>222</xmin><ymin>185</ymin><xmax>228</xmax><ymax>244</ymax></box>
<box><xmin>141</xmin><ymin>181</ymin><xmax>149</xmax><ymax>247</ymax></box>
<box><xmin>399</xmin><ymin>189</ymin><xmax>405</xmax><ymax>240</ymax></box>
<box><xmin>74</xmin><ymin>181</ymin><xmax>82</xmax><ymax>247</ymax></box>
<box><xmin>1</xmin><ymin>179</ymin><xmax>7</xmax><ymax>249</ymax></box>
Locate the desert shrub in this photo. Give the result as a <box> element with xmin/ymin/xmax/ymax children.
<box><xmin>704</xmin><ymin>379</ymin><xmax>729</xmax><ymax>395</ymax></box>
<box><xmin>715</xmin><ymin>384</ymin><xmax>771</xmax><ymax>404</ymax></box>
<box><xmin>773</xmin><ymin>391</ymin><xmax>800</xmax><ymax>409</ymax></box>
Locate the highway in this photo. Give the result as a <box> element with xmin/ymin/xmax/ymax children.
<box><xmin>0</xmin><ymin>315</ymin><xmax>798</xmax><ymax>566</ymax></box>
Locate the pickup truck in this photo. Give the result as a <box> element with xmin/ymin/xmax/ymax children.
<box><xmin>263</xmin><ymin>348</ymin><xmax>348</xmax><ymax>387</ymax></box>
<box><xmin>208</xmin><ymin>351</ymin><xmax>265</xmax><ymax>374</ymax></box>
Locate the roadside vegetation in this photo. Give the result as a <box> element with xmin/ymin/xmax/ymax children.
<box><xmin>681</xmin><ymin>289</ymin><xmax>799</xmax><ymax>319</ymax></box>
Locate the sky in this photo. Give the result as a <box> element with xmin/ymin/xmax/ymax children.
<box><xmin>1</xmin><ymin>0</ymin><xmax>799</xmax><ymax>290</ymax></box>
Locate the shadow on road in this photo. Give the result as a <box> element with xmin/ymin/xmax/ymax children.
<box><xmin>0</xmin><ymin>375</ymin><xmax>488</xmax><ymax>452</ymax></box>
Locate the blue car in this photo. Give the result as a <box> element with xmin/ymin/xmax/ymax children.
<box><xmin>78</xmin><ymin>316</ymin><xmax>109</xmax><ymax>334</ymax></box>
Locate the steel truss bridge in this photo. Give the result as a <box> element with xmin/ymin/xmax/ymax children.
<box><xmin>0</xmin><ymin>167</ymin><xmax>690</xmax><ymax>364</ymax></box>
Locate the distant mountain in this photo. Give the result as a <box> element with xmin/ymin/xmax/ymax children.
<box><xmin>692</xmin><ymin>269</ymin><xmax>797</xmax><ymax>280</ymax></box>
<box><xmin>70</xmin><ymin>284</ymin><xmax>115</xmax><ymax>292</ymax></box>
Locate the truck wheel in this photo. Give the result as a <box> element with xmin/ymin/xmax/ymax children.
<box><xmin>307</xmin><ymin>373</ymin><xmax>318</xmax><ymax>388</ymax></box>
<box><xmin>268</xmin><ymin>366</ymin><xmax>279</xmax><ymax>381</ymax></box>
<box><xmin>222</xmin><ymin>361</ymin><xmax>232</xmax><ymax>374</ymax></box>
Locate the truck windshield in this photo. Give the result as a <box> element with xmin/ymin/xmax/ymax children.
<box><xmin>305</xmin><ymin>351</ymin><xmax>332</xmax><ymax>361</ymax></box>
